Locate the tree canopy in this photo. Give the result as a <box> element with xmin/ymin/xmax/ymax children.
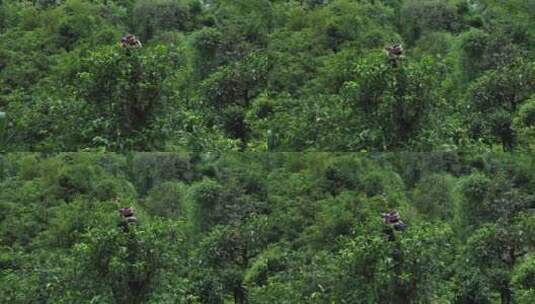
<box><xmin>0</xmin><ymin>0</ymin><xmax>533</xmax><ymax>152</ymax></box>
<box><xmin>0</xmin><ymin>152</ymin><xmax>533</xmax><ymax>303</ymax></box>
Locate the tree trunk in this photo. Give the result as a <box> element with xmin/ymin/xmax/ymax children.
<box><xmin>499</xmin><ymin>246</ymin><xmax>516</xmax><ymax>304</ymax></box>
<box><xmin>500</xmin><ymin>287</ymin><xmax>512</xmax><ymax>304</ymax></box>
<box><xmin>234</xmin><ymin>286</ymin><xmax>247</xmax><ymax>304</ymax></box>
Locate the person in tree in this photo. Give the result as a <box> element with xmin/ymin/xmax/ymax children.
<box><xmin>381</xmin><ymin>210</ymin><xmax>406</xmax><ymax>243</ymax></box>
<box><xmin>382</xmin><ymin>210</ymin><xmax>407</xmax><ymax>231</ymax></box>
<box><xmin>385</xmin><ymin>44</ymin><xmax>404</xmax><ymax>67</ymax></box>
<box><xmin>118</xmin><ymin>206</ymin><xmax>138</xmax><ymax>231</ymax></box>
<box><xmin>120</xmin><ymin>34</ymin><xmax>142</xmax><ymax>48</ymax></box>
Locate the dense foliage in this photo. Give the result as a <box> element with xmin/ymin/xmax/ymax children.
<box><xmin>0</xmin><ymin>0</ymin><xmax>533</xmax><ymax>151</ymax></box>
<box><xmin>0</xmin><ymin>153</ymin><xmax>533</xmax><ymax>303</ymax></box>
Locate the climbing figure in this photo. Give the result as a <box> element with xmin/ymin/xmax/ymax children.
<box><xmin>382</xmin><ymin>210</ymin><xmax>407</xmax><ymax>231</ymax></box>
<box><xmin>118</xmin><ymin>207</ymin><xmax>138</xmax><ymax>231</ymax></box>
<box><xmin>385</xmin><ymin>44</ymin><xmax>404</xmax><ymax>67</ymax></box>
<box><xmin>120</xmin><ymin>34</ymin><xmax>142</xmax><ymax>48</ymax></box>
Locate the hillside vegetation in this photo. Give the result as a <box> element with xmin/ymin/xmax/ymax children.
<box><xmin>0</xmin><ymin>153</ymin><xmax>534</xmax><ymax>303</ymax></box>
<box><xmin>0</xmin><ymin>0</ymin><xmax>533</xmax><ymax>151</ymax></box>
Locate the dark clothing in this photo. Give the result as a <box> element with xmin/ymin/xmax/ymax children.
<box><xmin>118</xmin><ymin>207</ymin><xmax>138</xmax><ymax>231</ymax></box>
<box><xmin>121</xmin><ymin>35</ymin><xmax>142</xmax><ymax>48</ymax></box>
<box><xmin>382</xmin><ymin>211</ymin><xmax>407</xmax><ymax>231</ymax></box>
<box><xmin>119</xmin><ymin>207</ymin><xmax>134</xmax><ymax>217</ymax></box>
<box><xmin>385</xmin><ymin>44</ymin><xmax>404</xmax><ymax>67</ymax></box>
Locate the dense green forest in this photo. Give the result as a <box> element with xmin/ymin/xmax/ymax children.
<box><xmin>1</xmin><ymin>1</ymin><xmax>534</xmax><ymax>303</ymax></box>
<box><xmin>0</xmin><ymin>153</ymin><xmax>534</xmax><ymax>303</ymax></box>
<box><xmin>0</xmin><ymin>0</ymin><xmax>534</xmax><ymax>151</ymax></box>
